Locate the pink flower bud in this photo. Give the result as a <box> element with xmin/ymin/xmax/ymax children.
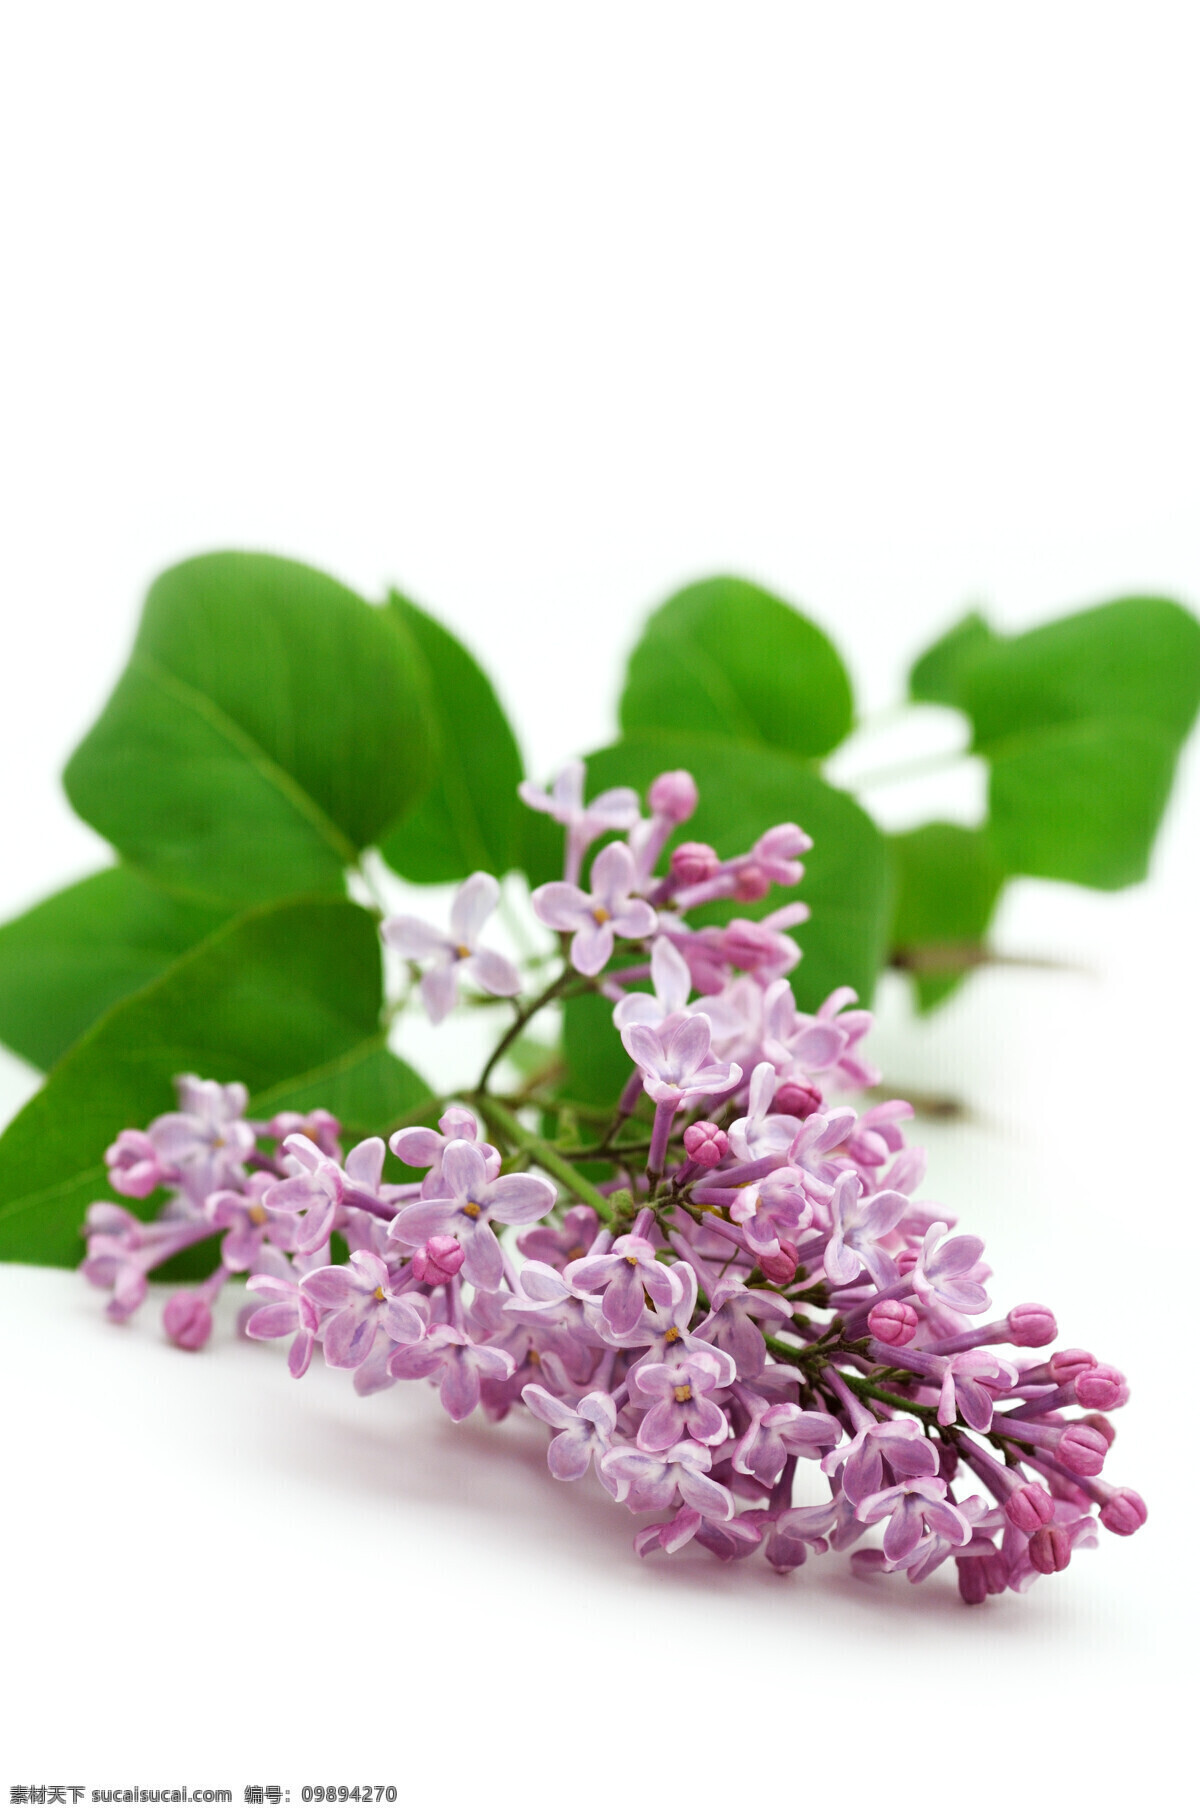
<box><xmin>412</xmin><ymin>1235</ymin><xmax>465</xmax><ymax>1286</ymax></box>
<box><xmin>1100</xmin><ymin>1489</ymin><xmax>1148</xmax><ymax>1536</ymax></box>
<box><xmin>955</xmin><ymin>1556</ymin><xmax>988</xmax><ymax>1604</ymax></box>
<box><xmin>759</xmin><ymin>1239</ymin><xmax>799</xmax><ymax>1286</ymax></box>
<box><xmin>1005</xmin><ymin>1482</ymin><xmax>1055</xmax><ymax>1533</ymax></box>
<box><xmin>1056</xmin><ymin>1421</ymin><xmax>1109</xmax><ymax>1475</ymax></box>
<box><xmin>771</xmin><ymin>1078</ymin><xmax>823</xmax><ymax>1119</ymax></box>
<box><xmin>1082</xmin><ymin>1412</ymin><xmax>1116</xmax><ymax>1445</ymax></box>
<box><xmin>1028</xmin><ymin>1524</ymin><xmax>1072</xmax><ymax>1574</ymax></box>
<box><xmin>868</xmin><ymin>1299</ymin><xmax>918</xmax><ymax>1346</ymax></box>
<box><xmin>648</xmin><ymin>769</ymin><xmax>698</xmax><ymax>824</ymax></box>
<box><xmin>162</xmin><ymin>1290</ymin><xmax>213</xmax><ymax>1351</ymax></box>
<box><xmin>670</xmin><ymin>841</ymin><xmax>720</xmax><ymax>886</ymax></box>
<box><xmin>893</xmin><ymin>1246</ymin><xmax>920</xmax><ymax>1275</ymax></box>
<box><xmin>1007</xmin><ymin>1302</ymin><xmax>1057</xmax><ymax>1348</ymax></box>
<box><xmin>732</xmin><ymin>864</ymin><xmax>770</xmax><ymax>903</ymax></box>
<box><xmin>1049</xmin><ymin>1348</ymin><xmax>1095</xmax><ymax>1385</ymax></box>
<box><xmin>1074</xmin><ymin>1363</ymin><xmax>1125</xmax><ymax>1410</ymax></box>
<box><xmin>105</xmin><ymin>1130</ymin><xmax>165</xmax><ymax>1199</ymax></box>
<box><xmin>683</xmin><ymin>1121</ymin><xmax>729</xmax><ymax>1167</ymax></box>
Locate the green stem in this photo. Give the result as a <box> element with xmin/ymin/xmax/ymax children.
<box><xmin>476</xmin><ymin>966</ymin><xmax>584</xmax><ymax>1093</ymax></box>
<box><xmin>474</xmin><ymin>1093</ymin><xmax>616</xmax><ymax>1226</ymax></box>
<box><xmin>835</xmin><ymin>1369</ymin><xmax>952</xmax><ymax>1426</ymax></box>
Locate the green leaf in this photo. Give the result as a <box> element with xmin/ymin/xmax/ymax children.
<box><xmin>961</xmin><ymin>596</ymin><xmax>1200</xmax><ymax>888</ymax></box>
<box><xmin>0</xmin><ymin>869</ymin><xmax>227</xmax><ymax>1071</ymax></box>
<box><xmin>249</xmin><ymin>1042</ymin><xmax>432</xmax><ymax>1139</ymax></box>
<box><xmin>0</xmin><ymin>898</ymin><xmax>390</xmax><ymax>1268</ymax></box>
<box><xmin>887</xmin><ymin>823</ymin><xmax>1005</xmax><ymax>1011</ymax></box>
<box><xmin>63</xmin><ymin>552</ymin><xmax>436</xmax><ymax>907</ymax></box>
<box><xmin>908</xmin><ymin>610</ymin><xmax>1000</xmax><ymax>707</ymax></box>
<box><xmin>561</xmin><ymin>990</ymin><xmax>633</xmax><ymax>1110</ymax></box>
<box><xmin>619</xmin><ymin>576</ymin><xmax>854</xmax><ymax>760</ymax></box>
<box><xmin>379</xmin><ymin>591</ymin><xmax>524</xmax><ymax>882</ymax></box>
<box><xmin>985</xmin><ymin>719</ymin><xmax>1180</xmax><ymax>889</ymax></box>
<box><xmin>546</xmin><ymin>733</ymin><xmax>890</xmax><ymax>1011</ymax></box>
<box><xmin>963</xmin><ymin>596</ymin><xmax>1200</xmax><ymax>748</ymax></box>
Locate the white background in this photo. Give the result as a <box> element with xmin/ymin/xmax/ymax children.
<box><xmin>1</xmin><ymin>5</ymin><xmax>1197</xmax><ymax>1811</ymax></box>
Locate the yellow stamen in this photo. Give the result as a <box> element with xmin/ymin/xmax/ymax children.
<box><xmin>248</xmin><ymin>1203</ymin><xmax>267</xmax><ymax>1226</ymax></box>
<box><xmin>663</xmin><ymin>1326</ymin><xmax>681</xmax><ymax>1344</ymax></box>
<box><xmin>464</xmin><ymin>1201</ymin><xmax>482</xmax><ymax>1219</ymax></box>
<box><xmin>374</xmin><ymin>1285</ymin><xmax>386</xmax><ymax>1300</ymax></box>
<box><xmin>456</xmin><ymin>943</ymin><xmax>471</xmax><ymax>959</ymax></box>
<box><xmin>673</xmin><ymin>1385</ymin><xmax>693</xmax><ymax>1402</ymax></box>
<box><xmin>592</xmin><ymin>906</ymin><xmax>611</xmax><ymax>925</ymax></box>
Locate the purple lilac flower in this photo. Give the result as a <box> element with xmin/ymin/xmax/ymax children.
<box><xmin>562</xmin><ymin>1234</ymin><xmax>677</xmax><ymax>1339</ymax></box>
<box><xmin>387</xmin><ymin>1323</ymin><xmax>514</xmax><ymax>1421</ymax></box>
<box><xmin>620</xmin><ymin>1013</ymin><xmax>742</xmax><ymax>1107</ymax></box>
<box><xmin>82</xmin><ymin>1202</ymin><xmax>214</xmax><ymax>1321</ymax></box>
<box><xmin>727</xmin><ymin>1062</ymin><xmax>802</xmax><ymax>1161</ymax></box>
<box><xmin>532</xmin><ymin>841</ymin><xmax>657</xmax><ymax>975</ymax></box>
<box><xmin>516</xmin><ymin>1203</ymin><xmax>599</xmax><ymax>1267</ymax></box>
<box><xmin>245</xmin><ymin>1275</ymin><xmax>320</xmax><ymax>1379</ymax></box>
<box><xmin>522</xmin><ymin>1385</ymin><xmax>618</xmax><ymax>1483</ymax></box>
<box><xmin>612</xmin><ymin>934</ymin><xmax>693</xmax><ymax>1031</ymax></box>
<box><xmin>75</xmin><ymin>760</ymin><xmax>1147</xmax><ymax>1605</ymax></box>
<box><xmin>823</xmin><ymin>1415</ymin><xmax>940</xmax><ymax>1503</ymax></box>
<box><xmin>933</xmin><ymin>1348</ymin><xmax>1020</xmax><ymax>1430</ymax></box>
<box><xmin>732</xmin><ymin>1396</ymin><xmax>843</xmax><ymax>1486</ymax></box>
<box><xmin>855</xmin><ymin>1476</ymin><xmax>974</xmax><ymax>1563</ymax></box>
<box><xmin>105</xmin><ymin>1129</ymin><xmax>167</xmax><ymax>1199</ymax></box>
<box><xmin>519</xmin><ymin>759</ymin><xmax>641</xmax><ymax>885</ymax></box>
<box><xmin>913</xmin><ymin>1221</ymin><xmax>991</xmax><ymax>1315</ymax></box>
<box><xmin>388</xmin><ymin>1139</ymin><xmax>555</xmax><ymax>1289</ymax></box>
<box><xmin>210</xmin><ymin>1171</ymin><xmax>298</xmax><ymax>1274</ymax></box>
<box><xmin>602</xmin><ymin>1440</ymin><xmax>736</xmax><ymax>1519</ymax></box>
<box><xmin>823</xmin><ymin>1171</ymin><xmax>907</xmax><ymax>1290</ymax></box>
<box><xmin>729</xmin><ymin>1167</ymin><xmax>814</xmax><ymax>1259</ymax></box>
<box><xmin>631</xmin><ymin>1350</ymin><xmax>734</xmax><ymax>1450</ymax></box>
<box><xmin>692</xmin><ymin>1281</ymin><xmax>791</xmax><ymax>1377</ymax></box>
<box><xmin>302</xmin><ymin>1250</ymin><xmax>428</xmax><ymax>1368</ymax></box>
<box><xmin>382</xmin><ymin>872</ymin><xmax>520</xmax><ymax>1023</ymax></box>
<box><xmin>261</xmin><ymin>1134</ymin><xmax>346</xmax><ymax>1255</ymax></box>
<box><xmin>145</xmin><ymin>1075</ymin><xmax>254</xmax><ymax>1204</ymax></box>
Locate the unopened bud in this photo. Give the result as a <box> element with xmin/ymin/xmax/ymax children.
<box><xmin>955</xmin><ymin>1556</ymin><xmax>988</xmax><ymax>1604</ymax></box>
<box><xmin>1049</xmin><ymin>1348</ymin><xmax>1095</xmax><ymax>1386</ymax></box>
<box><xmin>1056</xmin><ymin>1422</ymin><xmax>1109</xmax><ymax>1475</ymax></box>
<box><xmin>1100</xmin><ymin>1489</ymin><xmax>1148</xmax><ymax>1536</ymax></box>
<box><xmin>1007</xmin><ymin>1303</ymin><xmax>1057</xmax><ymax>1348</ymax></box>
<box><xmin>732</xmin><ymin>864</ymin><xmax>770</xmax><ymax>903</ymax></box>
<box><xmin>1074</xmin><ymin>1363</ymin><xmax>1126</xmax><ymax>1411</ymax></box>
<box><xmin>868</xmin><ymin>1299</ymin><xmax>918</xmax><ymax>1346</ymax></box>
<box><xmin>648</xmin><ymin>769</ymin><xmax>698</xmax><ymax>824</ymax></box>
<box><xmin>683</xmin><ymin>1122</ymin><xmax>729</xmax><ymax>1168</ymax></box>
<box><xmin>1081</xmin><ymin>1412</ymin><xmax>1116</xmax><ymax>1444</ymax></box>
<box><xmin>771</xmin><ymin>1079</ymin><xmax>823</xmax><ymax>1119</ymax></box>
<box><xmin>412</xmin><ymin>1234</ymin><xmax>465</xmax><ymax>1286</ymax></box>
<box><xmin>759</xmin><ymin>1240</ymin><xmax>799</xmax><ymax>1287</ymax></box>
<box><xmin>670</xmin><ymin>841</ymin><xmax>720</xmax><ymax>887</ymax></box>
<box><xmin>1028</xmin><ymin>1524</ymin><xmax>1072</xmax><ymax>1574</ymax></box>
<box><xmin>1005</xmin><ymin>1482</ymin><xmax>1055</xmax><ymax>1533</ymax></box>
<box><xmin>163</xmin><ymin>1290</ymin><xmax>213</xmax><ymax>1351</ymax></box>
<box><xmin>105</xmin><ymin>1129</ymin><xmax>165</xmax><ymax>1199</ymax></box>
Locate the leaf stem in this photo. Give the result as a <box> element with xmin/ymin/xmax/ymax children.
<box><xmin>473</xmin><ymin>1093</ymin><xmax>616</xmax><ymax>1226</ymax></box>
<box><xmin>476</xmin><ymin>966</ymin><xmax>585</xmax><ymax>1093</ymax></box>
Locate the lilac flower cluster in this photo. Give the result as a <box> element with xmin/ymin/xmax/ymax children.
<box><xmin>81</xmin><ymin>764</ymin><xmax>1146</xmax><ymax>1601</ymax></box>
